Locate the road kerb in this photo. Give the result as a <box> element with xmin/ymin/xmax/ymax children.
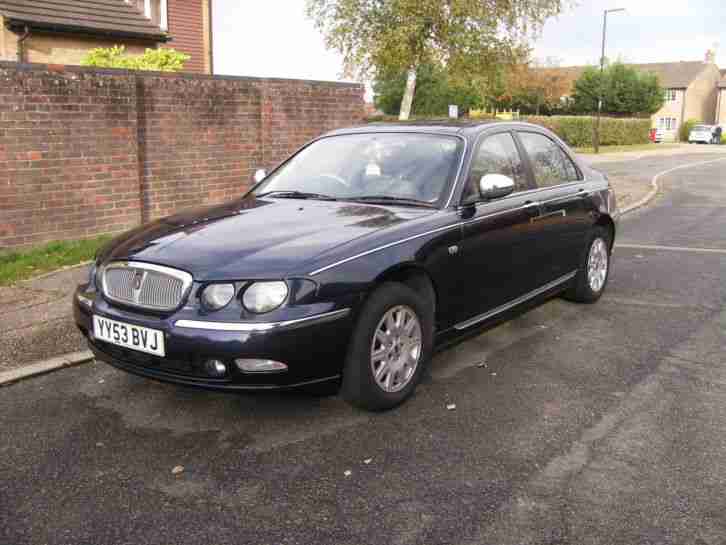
<box><xmin>620</xmin><ymin>157</ymin><xmax>726</xmax><ymax>215</ymax></box>
<box><xmin>0</xmin><ymin>350</ymin><xmax>93</xmax><ymax>386</ymax></box>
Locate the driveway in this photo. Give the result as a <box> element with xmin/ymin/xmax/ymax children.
<box><xmin>2</xmin><ymin>152</ymin><xmax>726</xmax><ymax>545</ymax></box>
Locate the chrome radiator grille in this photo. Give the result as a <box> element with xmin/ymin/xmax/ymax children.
<box><xmin>102</xmin><ymin>262</ymin><xmax>193</xmax><ymax>311</ymax></box>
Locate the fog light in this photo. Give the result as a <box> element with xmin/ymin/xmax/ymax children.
<box><xmin>235</xmin><ymin>358</ymin><xmax>287</xmax><ymax>373</ymax></box>
<box><xmin>204</xmin><ymin>359</ymin><xmax>228</xmax><ymax>377</ymax></box>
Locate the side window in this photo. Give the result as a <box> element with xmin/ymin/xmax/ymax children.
<box><xmin>518</xmin><ymin>132</ymin><xmax>580</xmax><ymax>188</ymax></box>
<box><xmin>464</xmin><ymin>132</ymin><xmax>528</xmax><ymax>202</ymax></box>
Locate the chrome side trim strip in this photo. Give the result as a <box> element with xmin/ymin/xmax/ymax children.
<box><xmin>453</xmin><ymin>271</ymin><xmax>577</xmax><ymax>331</ymax></box>
<box><xmin>309</xmin><ymin>223</ymin><xmax>460</xmax><ymax>276</ymax></box>
<box><xmin>309</xmin><ymin>187</ymin><xmax>591</xmax><ymax>276</ymax></box>
<box><xmin>174</xmin><ymin>308</ymin><xmax>351</xmax><ymax>332</ymax></box>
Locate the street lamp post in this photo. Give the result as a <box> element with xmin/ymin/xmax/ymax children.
<box><xmin>594</xmin><ymin>8</ymin><xmax>626</xmax><ymax>154</ymax></box>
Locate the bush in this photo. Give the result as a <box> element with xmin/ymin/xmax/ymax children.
<box><xmin>525</xmin><ymin>116</ymin><xmax>651</xmax><ymax>147</ymax></box>
<box><xmin>721</xmin><ymin>134</ymin><xmax>726</xmax><ymax>145</ymax></box>
<box><xmin>81</xmin><ymin>46</ymin><xmax>190</xmax><ymax>72</ymax></box>
<box><xmin>679</xmin><ymin>119</ymin><xmax>700</xmax><ymax>142</ymax></box>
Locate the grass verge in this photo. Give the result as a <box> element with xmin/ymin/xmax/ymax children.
<box><xmin>0</xmin><ymin>235</ymin><xmax>112</xmax><ymax>286</ymax></box>
<box><xmin>575</xmin><ymin>143</ymin><xmax>680</xmax><ymax>154</ymax></box>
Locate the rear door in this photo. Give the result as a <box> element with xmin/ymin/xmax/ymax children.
<box><xmin>515</xmin><ymin>131</ymin><xmax>591</xmax><ymax>283</ymax></box>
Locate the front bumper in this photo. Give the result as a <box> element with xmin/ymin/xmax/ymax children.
<box><xmin>74</xmin><ymin>287</ymin><xmax>355</xmax><ymax>390</ymax></box>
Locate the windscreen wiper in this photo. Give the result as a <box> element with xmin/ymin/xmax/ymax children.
<box><xmin>256</xmin><ymin>190</ymin><xmax>338</xmax><ymax>201</ymax></box>
<box><xmin>347</xmin><ymin>195</ymin><xmax>436</xmax><ymax>208</ymax></box>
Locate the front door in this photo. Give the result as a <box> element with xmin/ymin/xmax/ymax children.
<box><xmin>452</xmin><ymin>131</ymin><xmax>542</xmax><ymax>328</ymax></box>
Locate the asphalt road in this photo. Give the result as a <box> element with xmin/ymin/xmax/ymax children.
<box><xmin>2</xmin><ymin>152</ymin><xmax>726</xmax><ymax>545</ymax></box>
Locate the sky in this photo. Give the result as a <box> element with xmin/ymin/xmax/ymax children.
<box><xmin>212</xmin><ymin>0</ymin><xmax>725</xmax><ymax>86</ymax></box>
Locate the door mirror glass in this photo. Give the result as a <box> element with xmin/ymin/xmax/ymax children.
<box><xmin>254</xmin><ymin>169</ymin><xmax>267</xmax><ymax>183</ymax></box>
<box><xmin>479</xmin><ymin>174</ymin><xmax>515</xmax><ymax>200</ymax></box>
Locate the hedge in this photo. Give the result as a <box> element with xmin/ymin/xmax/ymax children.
<box><xmin>525</xmin><ymin>116</ymin><xmax>651</xmax><ymax>147</ymax></box>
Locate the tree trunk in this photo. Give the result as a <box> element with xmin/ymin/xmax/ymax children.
<box><xmin>399</xmin><ymin>68</ymin><xmax>417</xmax><ymax>121</ymax></box>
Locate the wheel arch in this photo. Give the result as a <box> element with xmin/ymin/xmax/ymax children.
<box><xmin>374</xmin><ymin>263</ymin><xmax>438</xmax><ymax>317</ymax></box>
<box><xmin>595</xmin><ymin>213</ymin><xmax>616</xmax><ymax>250</ymax></box>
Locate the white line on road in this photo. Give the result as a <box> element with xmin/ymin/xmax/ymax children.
<box><xmin>616</xmin><ymin>243</ymin><xmax>726</xmax><ymax>255</ymax></box>
<box><xmin>620</xmin><ymin>156</ymin><xmax>726</xmax><ymax>214</ymax></box>
<box><xmin>601</xmin><ymin>297</ymin><xmax>688</xmax><ymax>309</ymax></box>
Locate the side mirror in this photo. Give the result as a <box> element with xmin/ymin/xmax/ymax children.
<box><xmin>479</xmin><ymin>174</ymin><xmax>515</xmax><ymax>200</ymax></box>
<box><xmin>253</xmin><ymin>169</ymin><xmax>267</xmax><ymax>183</ymax></box>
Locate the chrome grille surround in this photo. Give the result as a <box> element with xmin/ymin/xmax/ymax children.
<box><xmin>101</xmin><ymin>261</ymin><xmax>193</xmax><ymax>311</ymax></box>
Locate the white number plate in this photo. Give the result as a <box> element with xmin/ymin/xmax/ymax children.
<box><xmin>93</xmin><ymin>315</ymin><xmax>165</xmax><ymax>357</ymax></box>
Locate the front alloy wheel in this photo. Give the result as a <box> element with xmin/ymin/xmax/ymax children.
<box><xmin>370</xmin><ymin>305</ymin><xmax>423</xmax><ymax>393</ymax></box>
<box><xmin>342</xmin><ymin>282</ymin><xmax>433</xmax><ymax>411</ymax></box>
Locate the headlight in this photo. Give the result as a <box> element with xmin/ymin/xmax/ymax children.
<box><xmin>242</xmin><ymin>281</ymin><xmax>288</xmax><ymax>314</ymax></box>
<box><xmin>201</xmin><ymin>283</ymin><xmax>236</xmax><ymax>310</ymax></box>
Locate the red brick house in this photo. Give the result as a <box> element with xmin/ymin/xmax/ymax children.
<box><xmin>0</xmin><ymin>0</ymin><xmax>213</xmax><ymax>73</ymax></box>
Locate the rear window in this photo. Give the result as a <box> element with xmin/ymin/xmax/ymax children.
<box><xmin>693</xmin><ymin>125</ymin><xmax>711</xmax><ymax>131</ymax></box>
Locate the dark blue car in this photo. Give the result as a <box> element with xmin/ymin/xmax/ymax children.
<box><xmin>74</xmin><ymin>120</ymin><xmax>618</xmax><ymax>410</ymax></box>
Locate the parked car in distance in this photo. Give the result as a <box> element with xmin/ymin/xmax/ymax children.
<box><xmin>688</xmin><ymin>124</ymin><xmax>718</xmax><ymax>144</ymax></box>
<box><xmin>74</xmin><ymin>120</ymin><xmax>618</xmax><ymax>411</ymax></box>
<box><xmin>653</xmin><ymin>127</ymin><xmax>667</xmax><ymax>143</ymax></box>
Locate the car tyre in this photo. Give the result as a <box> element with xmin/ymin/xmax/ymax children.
<box><xmin>341</xmin><ymin>282</ymin><xmax>433</xmax><ymax>411</ymax></box>
<box><xmin>564</xmin><ymin>226</ymin><xmax>611</xmax><ymax>304</ymax></box>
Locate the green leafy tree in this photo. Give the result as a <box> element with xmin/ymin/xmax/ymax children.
<box><xmin>81</xmin><ymin>46</ymin><xmax>190</xmax><ymax>72</ymax></box>
<box><xmin>373</xmin><ymin>62</ymin><xmax>483</xmax><ymax>117</ymax></box>
<box><xmin>307</xmin><ymin>0</ymin><xmax>565</xmax><ymax>120</ymax></box>
<box><xmin>572</xmin><ymin>62</ymin><xmax>664</xmax><ymax>116</ymax></box>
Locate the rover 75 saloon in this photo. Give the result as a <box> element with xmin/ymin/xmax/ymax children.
<box><xmin>74</xmin><ymin>120</ymin><xmax>618</xmax><ymax>410</ymax></box>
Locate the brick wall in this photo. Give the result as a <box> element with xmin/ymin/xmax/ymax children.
<box><xmin>164</xmin><ymin>0</ymin><xmax>208</xmax><ymax>74</ymax></box>
<box><xmin>0</xmin><ymin>62</ymin><xmax>365</xmax><ymax>250</ymax></box>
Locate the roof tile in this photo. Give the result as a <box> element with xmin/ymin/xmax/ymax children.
<box><xmin>0</xmin><ymin>0</ymin><xmax>168</xmax><ymax>41</ymax></box>
<box><xmin>542</xmin><ymin>61</ymin><xmax>713</xmax><ymax>89</ymax></box>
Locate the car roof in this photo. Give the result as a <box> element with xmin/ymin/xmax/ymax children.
<box><xmin>324</xmin><ymin>119</ymin><xmax>549</xmax><ymax>140</ymax></box>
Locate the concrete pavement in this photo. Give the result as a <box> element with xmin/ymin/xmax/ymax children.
<box><xmin>2</xmin><ymin>151</ymin><xmax>726</xmax><ymax>545</ymax></box>
<box><xmin>0</xmin><ymin>264</ymin><xmax>90</xmax><ymax>373</ymax></box>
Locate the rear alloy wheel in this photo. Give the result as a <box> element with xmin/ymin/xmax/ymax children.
<box><xmin>587</xmin><ymin>237</ymin><xmax>609</xmax><ymax>293</ymax></box>
<box><xmin>564</xmin><ymin>226</ymin><xmax>611</xmax><ymax>303</ymax></box>
<box><xmin>341</xmin><ymin>282</ymin><xmax>433</xmax><ymax>411</ymax></box>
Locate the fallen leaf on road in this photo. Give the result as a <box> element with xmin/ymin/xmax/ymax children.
<box><xmin>363</xmin><ymin>458</ymin><xmax>372</xmax><ymax>464</ymax></box>
<box><xmin>476</xmin><ymin>361</ymin><xmax>487</xmax><ymax>368</ymax></box>
<box><xmin>446</xmin><ymin>403</ymin><xmax>456</xmax><ymax>411</ymax></box>
<box><xmin>490</xmin><ymin>372</ymin><xmax>497</xmax><ymax>376</ymax></box>
<box><xmin>344</xmin><ymin>470</ymin><xmax>352</xmax><ymax>477</ymax></box>
<box><xmin>171</xmin><ymin>465</ymin><xmax>184</xmax><ymax>475</ymax></box>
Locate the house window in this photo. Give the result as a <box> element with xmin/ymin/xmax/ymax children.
<box><xmin>126</xmin><ymin>0</ymin><xmax>166</xmax><ymax>29</ymax></box>
<box><xmin>658</xmin><ymin>117</ymin><xmax>678</xmax><ymax>131</ymax></box>
<box><xmin>663</xmin><ymin>89</ymin><xmax>677</xmax><ymax>102</ymax></box>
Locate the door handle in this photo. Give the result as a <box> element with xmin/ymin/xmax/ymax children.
<box><xmin>531</xmin><ymin>209</ymin><xmax>567</xmax><ymax>223</ymax></box>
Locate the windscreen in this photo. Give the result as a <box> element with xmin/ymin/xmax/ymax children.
<box><xmin>253</xmin><ymin>133</ymin><xmax>464</xmax><ymax>206</ymax></box>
